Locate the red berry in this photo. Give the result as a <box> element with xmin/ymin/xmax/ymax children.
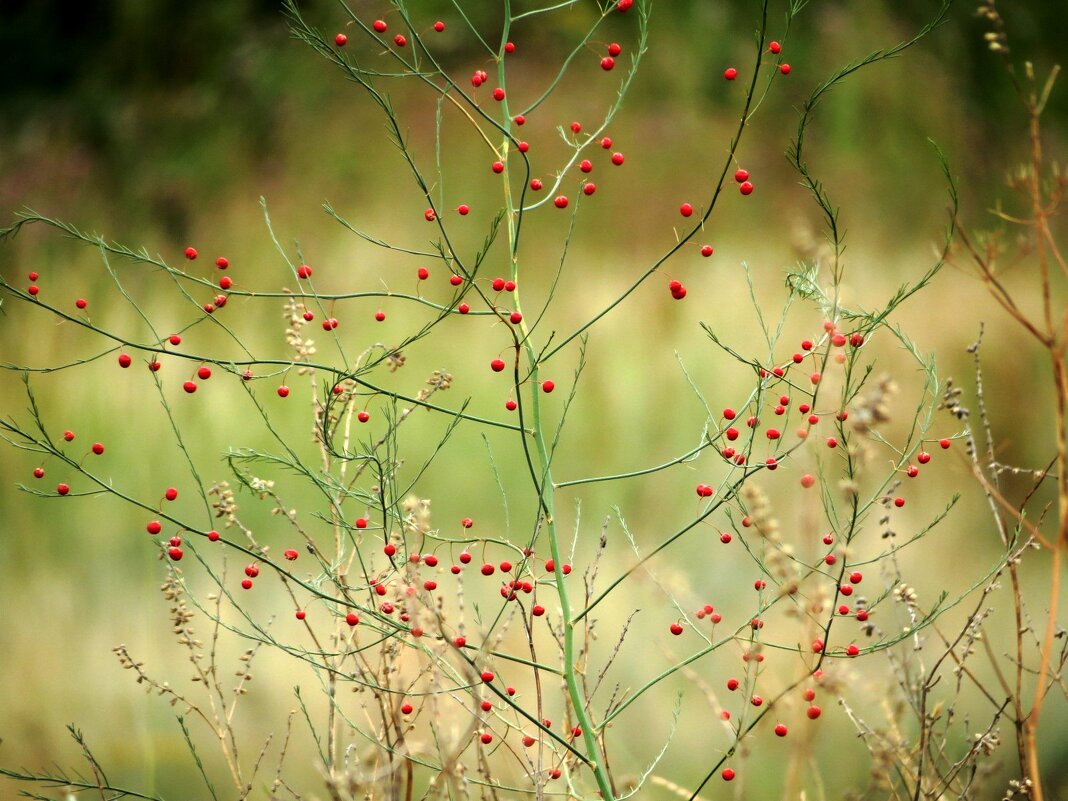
<box><xmin>355</xmin><ymin>517</ymin><xmax>368</xmax><ymax>529</ymax></box>
<box><xmin>530</xmin><ymin>178</ymin><xmax>543</xmax><ymax>191</ymax></box>
<box><xmin>481</xmin><ymin>670</ymin><xmax>494</xmax><ymax>683</ymax></box>
<box><xmin>579</xmin><ymin>159</ymin><xmax>593</xmax><ymax>173</ymax></box>
<box><xmin>724</xmin><ymin>67</ymin><xmax>738</xmax><ymax>80</ymax></box>
<box><xmin>509</xmin><ymin>311</ymin><xmax>523</xmax><ymax>324</ymax></box>
<box><xmin>56</xmin><ymin>483</ymin><xmax>70</xmax><ymax>495</ymax></box>
<box><xmin>168</xmin><ymin>547</ymin><xmax>183</xmax><ymax>561</ymax></box>
<box><xmin>775</xmin><ymin>723</ymin><xmax>788</xmax><ymax>737</ymax></box>
<box><xmin>917</xmin><ymin>451</ymin><xmax>931</xmax><ymax>464</ymax></box>
<box><xmin>532</xmin><ymin>604</ymin><xmax>545</xmax><ymax>616</ymax></box>
<box><xmin>284</xmin><ymin>549</ymin><xmax>299</xmax><ymax>561</ymax></box>
<box><xmin>297</xmin><ymin>264</ymin><xmax>312</xmax><ymax>279</ymax></box>
<box><xmin>434</xmin><ymin>21</ymin><xmax>445</xmax><ymax>32</ymax></box>
<box><xmin>720</xmin><ymin>532</ymin><xmax>732</xmax><ymax>543</ymax></box>
<box><xmin>492</xmin><ymin>88</ymin><xmax>505</xmax><ymax>101</ymax></box>
<box><xmin>33</xmin><ymin>467</ymin><xmax>45</xmax><ymax>479</ymax></box>
<box><xmin>146</xmin><ymin>520</ymin><xmax>162</xmax><ymax>535</ymax></box>
<box><xmin>846</xmin><ymin>644</ymin><xmax>860</xmax><ymax>657</ymax></box>
<box><xmin>165</xmin><ymin>487</ymin><xmax>178</xmax><ymax>501</ymax></box>
<box><xmin>401</xmin><ymin>703</ymin><xmax>413</xmax><ymax>715</ymax></box>
<box><xmin>940</xmin><ymin>438</ymin><xmax>951</xmax><ymax>449</ymax></box>
<box><xmin>450</xmin><ymin>274</ymin><xmax>463</xmax><ymax>286</ymax></box>
<box><xmin>215</xmin><ymin>257</ymin><xmax>229</xmax><ymax>269</ymax></box>
<box><xmin>734</xmin><ymin>169</ymin><xmax>749</xmax><ymax>183</ymax></box>
<box><xmin>346</xmin><ymin>612</ymin><xmax>360</xmax><ymax>626</ymax></box>
<box><xmin>554</xmin><ymin>196</ymin><xmax>569</xmax><ymax>208</ymax></box>
<box><xmin>906</xmin><ymin>464</ymin><xmax>919</xmax><ymax>478</ymax></box>
<box><xmin>357</xmin><ymin>411</ymin><xmax>370</xmax><ymax>423</ymax></box>
<box><xmin>491</xmin><ymin>359</ymin><xmax>506</xmax><ymax>372</ymax></box>
<box><xmin>505</xmin><ymin>399</ymin><xmax>517</xmax><ymax>411</ymax></box>
<box><xmin>457</xmin><ymin>303</ymin><xmax>470</xmax><ymax>314</ymax></box>
<box><xmin>800</xmin><ymin>474</ymin><xmax>816</xmax><ymax>488</ymax></box>
<box><xmin>679</xmin><ymin>202</ymin><xmax>694</xmax><ymax>217</ymax></box>
<box><xmin>117</xmin><ymin>353</ymin><xmax>132</xmax><ymax>368</ymax></box>
<box><xmin>459</xmin><ymin>552</ymin><xmax>472</xmax><ymax>564</ymax></box>
<box><xmin>28</xmin><ymin>271</ymin><xmax>38</xmax><ymax>280</ymax></box>
<box><xmin>611</xmin><ymin>152</ymin><xmax>625</xmax><ymax>166</ymax></box>
<box><xmin>393</xmin><ymin>34</ymin><xmax>406</xmax><ymax>47</ymax></box>
<box><xmin>383</xmin><ymin>543</ymin><xmax>396</xmax><ymax>556</ymax></box>
<box><xmin>803</xmin><ymin>688</ymin><xmax>816</xmax><ymax>702</ymax></box>
<box><xmin>514</xmin><ymin>114</ymin><xmax>525</xmax><ymax>125</ymax></box>
<box><xmin>812</xmin><ymin>639</ymin><xmax>824</xmax><ymax>652</ymax></box>
<box><xmin>608</xmin><ymin>42</ymin><xmax>622</xmax><ymax>56</ymax></box>
<box><xmin>197</xmin><ymin>365</ymin><xmax>212</xmax><ymax>380</ymax></box>
<box><xmin>27</xmin><ymin>285</ymin><xmax>39</xmax><ymax>296</ymax></box>
<box><xmin>374</xmin><ymin>310</ymin><xmax>386</xmax><ymax>322</ymax></box>
<box><xmin>480</xmin><ymin>733</ymin><xmax>493</xmax><ymax>744</ymax></box>
<box><xmin>600</xmin><ymin>56</ymin><xmax>615</xmax><ymax>71</ymax></box>
<box><xmin>542</xmin><ymin>380</ymin><xmax>555</xmax><ymax>393</ymax></box>
<box><xmin>669</xmin><ymin>622</ymin><xmax>684</xmax><ymax>636</ymax></box>
<box><xmin>373</xmin><ymin>19</ymin><xmax>388</xmax><ymax>32</ymax></box>
<box><xmin>417</xmin><ymin>267</ymin><xmax>430</xmax><ymax>280</ymax></box>
<box><xmin>208</xmin><ymin>530</ymin><xmax>220</xmax><ymax>541</ymax></box>
<box><xmin>241</xmin><ymin>579</ymin><xmax>253</xmax><ymax>590</ymax></box>
<box><xmin>739</xmin><ymin>181</ymin><xmax>754</xmax><ymax>195</ymax></box>
<box><xmin>481</xmin><ymin>563</ymin><xmax>495</xmax><ymax>576</ymax></box>
<box><xmin>75</xmin><ymin>298</ymin><xmax>87</xmax><ymax>309</ymax></box>
<box><xmin>751</xmin><ymin>694</ymin><xmax>763</xmax><ymax>706</ymax></box>
<box><xmin>491</xmin><ymin>161</ymin><xmax>505</xmax><ymax>174</ymax></box>
<box><xmin>617</xmin><ymin>0</ymin><xmax>633</xmax><ymax>9</ymax></box>
<box><xmin>457</xmin><ymin>204</ymin><xmax>471</xmax><ymax>216</ymax></box>
<box><xmin>807</xmin><ymin>705</ymin><xmax>822</xmax><ymax>719</ymax></box>
<box><xmin>91</xmin><ymin>442</ymin><xmax>104</xmax><ymax>455</ymax></box>
<box><xmin>894</xmin><ymin>497</ymin><xmax>905</xmax><ymax>507</ymax></box>
<box><xmin>295</xmin><ymin>609</ymin><xmax>306</xmax><ymax>619</ymax></box>
<box><xmin>518</xmin><ymin>141</ymin><xmax>529</xmax><ymax>152</ymax></box>
<box><xmin>769</xmin><ymin>41</ymin><xmax>782</xmax><ymax>54</ymax></box>
<box><xmin>169</xmin><ymin>334</ymin><xmax>182</xmax><ymax>346</ymax></box>
<box><xmin>335</xmin><ymin>32</ymin><xmax>348</xmax><ymax>46</ymax></box>
<box><xmin>722</xmin><ymin>769</ymin><xmax>736</xmax><ymax>782</ymax></box>
<box><xmin>277</xmin><ymin>385</ymin><xmax>289</xmax><ymax>398</ymax></box>
<box><xmin>425</xmin><ymin>208</ymin><xmax>436</xmax><ymax>221</ymax></box>
<box><xmin>184</xmin><ymin>247</ymin><xmax>198</xmax><ymax>260</ymax></box>
<box><xmin>504</xmin><ymin>41</ymin><xmax>515</xmax><ymax>54</ymax></box>
<box><xmin>701</xmin><ymin>245</ymin><xmax>714</xmax><ymax>257</ymax></box>
<box><xmin>779</xmin><ymin>63</ymin><xmax>791</xmax><ymax>75</ymax></box>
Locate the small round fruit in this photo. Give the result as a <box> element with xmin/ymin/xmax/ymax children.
<box><xmin>277</xmin><ymin>385</ymin><xmax>290</xmax><ymax>397</ymax></box>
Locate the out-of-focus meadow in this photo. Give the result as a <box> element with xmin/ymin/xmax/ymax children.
<box><xmin>2</xmin><ymin>1</ymin><xmax>1067</xmax><ymax>798</ymax></box>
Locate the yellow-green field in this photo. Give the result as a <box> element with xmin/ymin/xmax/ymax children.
<box><xmin>2</xmin><ymin>1</ymin><xmax>1066</xmax><ymax>799</ymax></box>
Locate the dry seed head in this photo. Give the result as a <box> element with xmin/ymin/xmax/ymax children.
<box><xmin>852</xmin><ymin>374</ymin><xmax>898</xmax><ymax>434</ymax></box>
<box><xmin>402</xmin><ymin>496</ymin><xmax>432</xmax><ymax>535</ymax></box>
<box><xmin>740</xmin><ymin>483</ymin><xmax>779</xmax><ymax>541</ymax></box>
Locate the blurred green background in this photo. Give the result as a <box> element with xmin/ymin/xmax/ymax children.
<box><xmin>2</xmin><ymin>0</ymin><xmax>1067</xmax><ymax>799</ymax></box>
